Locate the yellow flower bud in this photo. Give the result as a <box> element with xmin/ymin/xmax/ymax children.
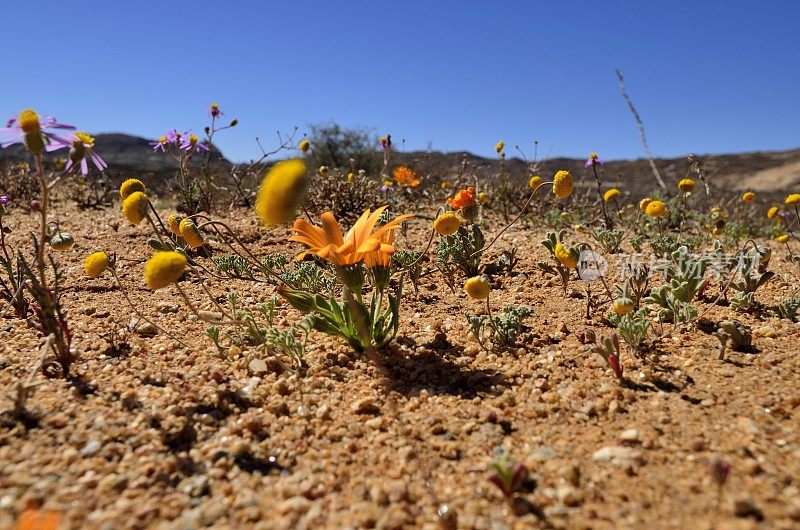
<box><xmin>84</xmin><ymin>251</ymin><xmax>110</xmax><ymax>278</ymax></box>
<box><xmin>179</xmin><ymin>218</ymin><xmax>205</xmax><ymax>249</ymax></box>
<box><xmin>144</xmin><ymin>251</ymin><xmax>187</xmax><ymax>290</ymax></box>
<box><xmin>464</xmin><ymin>276</ymin><xmax>490</xmax><ymax>300</ymax></box>
<box><xmin>121</xmin><ymin>191</ymin><xmax>149</xmax><ymax>225</ymax></box>
<box><xmin>603</xmin><ymin>188</ymin><xmax>621</xmax><ymax>203</ymax></box>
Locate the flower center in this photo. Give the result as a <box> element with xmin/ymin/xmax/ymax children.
<box><xmin>18</xmin><ymin>109</ymin><xmax>40</xmax><ymax>134</ymax></box>
<box><xmin>74</xmin><ymin>131</ymin><xmax>94</xmax><ymax>148</ymax></box>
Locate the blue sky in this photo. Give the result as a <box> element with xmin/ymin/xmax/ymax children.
<box><xmin>4</xmin><ymin>1</ymin><xmax>799</xmax><ymax>162</ymax></box>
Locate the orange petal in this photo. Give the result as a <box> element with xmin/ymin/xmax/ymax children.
<box><xmin>320</xmin><ymin>212</ymin><xmax>344</xmax><ymax>246</ymax></box>
<box><xmin>356</xmin><ymin>238</ymin><xmax>381</xmax><ymax>254</ymax></box>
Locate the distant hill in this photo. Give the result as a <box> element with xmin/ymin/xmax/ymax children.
<box><xmin>400</xmin><ymin>148</ymin><xmax>800</xmax><ymax>196</ymax></box>
<box><xmin>0</xmin><ymin>133</ymin><xmax>229</xmax><ymax>179</ymax></box>
<box><xmin>2</xmin><ymin>133</ymin><xmax>798</xmax><ymax>196</ymax></box>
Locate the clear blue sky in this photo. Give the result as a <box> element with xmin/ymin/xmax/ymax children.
<box><xmin>4</xmin><ymin>0</ymin><xmax>799</xmax><ymax>162</ymax></box>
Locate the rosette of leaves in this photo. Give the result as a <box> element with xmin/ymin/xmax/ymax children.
<box><xmin>649</xmin><ymin>234</ymin><xmax>682</xmax><ymax>257</ymax></box>
<box><xmin>435</xmin><ymin>223</ymin><xmax>485</xmax><ymax>277</ymax></box>
<box><xmin>210</xmin><ymin>293</ymin><xmax>314</xmax><ymax>367</ymax></box>
<box><xmin>496</xmin><ymin>247</ymin><xmax>519</xmax><ymax>275</ymax></box>
<box><xmin>629</xmin><ymin>234</ymin><xmax>646</xmax><ymax>253</ymax></box>
<box><xmin>584</xmin><ymin>329</ymin><xmax>624</xmax><ymax>382</ymax></box>
<box><xmin>592</xmin><ymin>227</ymin><xmax>625</xmax><ymax>254</ymax></box>
<box><xmin>775</xmin><ymin>298</ymin><xmax>800</xmax><ymax>321</ymax></box>
<box><xmin>645</xmin><ymin>285</ymin><xmax>698</xmax><ymax>323</ymax></box>
<box><xmin>729</xmin><ymin>245</ymin><xmax>773</xmax><ymax>312</ymax></box>
<box><xmin>607</xmin><ymin>309</ymin><xmax>651</xmax><ymax>354</ymax></box>
<box><xmin>467</xmin><ymin>306</ymin><xmax>532</xmax><ymax>349</ymax></box>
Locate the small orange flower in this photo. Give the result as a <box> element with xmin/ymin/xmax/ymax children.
<box><xmin>290</xmin><ymin>207</ymin><xmax>413</xmax><ymax>266</ymax></box>
<box><xmin>392</xmin><ymin>166</ymin><xmax>420</xmax><ymax>187</ymax></box>
<box><xmin>448</xmin><ymin>186</ymin><xmax>476</xmax><ymax>210</ymax></box>
<box><xmin>14</xmin><ymin>508</ymin><xmax>61</xmax><ymax>530</ymax></box>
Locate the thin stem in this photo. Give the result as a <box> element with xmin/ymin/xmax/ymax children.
<box><xmin>34</xmin><ymin>153</ymin><xmax>48</xmax><ymax>288</ymax></box>
<box><xmin>592</xmin><ymin>163</ymin><xmax>611</xmax><ymax>228</ymax></box>
<box><xmin>471</xmin><ymin>181</ymin><xmax>554</xmax><ymax>258</ymax></box>
<box><xmin>174</xmin><ymin>282</ymin><xmax>238</xmax><ymax>325</ymax></box>
<box><xmin>109</xmin><ymin>269</ymin><xmax>191</xmax><ymax>348</ymax></box>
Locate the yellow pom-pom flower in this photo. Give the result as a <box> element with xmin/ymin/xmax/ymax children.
<box><xmin>766</xmin><ymin>206</ymin><xmax>779</xmax><ymax>219</ymax></box>
<box><xmin>121</xmin><ymin>191</ymin><xmax>149</xmax><ymax>225</ymax></box>
<box><xmin>785</xmin><ymin>194</ymin><xmax>800</xmax><ymax>206</ymax></box>
<box><xmin>612</xmin><ymin>298</ymin><xmax>634</xmax><ymax>315</ymax></box>
<box><xmin>144</xmin><ymin>251</ymin><xmax>187</xmax><ymax>290</ymax></box>
<box><xmin>552</xmin><ymin>170</ymin><xmax>573</xmax><ymax>199</ymax></box>
<box><xmin>179</xmin><ymin>218</ymin><xmax>205</xmax><ymax>249</ymax></box>
<box><xmin>317</xmin><ymin>165</ymin><xmax>329</xmax><ymax>177</ymax></box>
<box><xmin>18</xmin><ymin>109</ymin><xmax>41</xmax><ymax>134</ymax></box>
<box><xmin>776</xmin><ymin>234</ymin><xmax>790</xmax><ymax>244</ymax></box>
<box><xmin>119</xmin><ymin>178</ymin><xmax>146</xmax><ymax>199</ymax></box>
<box><xmin>478</xmin><ymin>191</ymin><xmax>490</xmax><ymax>204</ymax></box>
<box><xmin>433</xmin><ymin>211</ymin><xmax>461</xmax><ymax>236</ymax></box>
<box><xmin>255</xmin><ymin>159</ymin><xmax>308</xmax><ymax>226</ymax></box>
<box><xmin>167</xmin><ymin>214</ymin><xmax>184</xmax><ymax>235</ymax></box>
<box><xmin>495</xmin><ymin>140</ymin><xmax>505</xmax><ymax>153</ymax></box>
<box><xmin>554</xmin><ymin>242</ymin><xmax>578</xmax><ymax>269</ymax></box>
<box><xmin>84</xmin><ymin>251</ymin><xmax>110</xmax><ymax>278</ymax></box>
<box><xmin>299</xmin><ymin>139</ymin><xmax>310</xmax><ymax>153</ymax></box>
<box><xmin>528</xmin><ymin>175</ymin><xmax>542</xmax><ymax>190</ymax></box>
<box><xmin>645</xmin><ymin>200</ymin><xmax>667</xmax><ymax>218</ymax></box>
<box><xmin>464</xmin><ymin>276</ymin><xmax>491</xmax><ymax>300</ymax></box>
<box><xmin>603</xmin><ymin>188</ymin><xmax>621</xmax><ymax>203</ymax></box>
<box><xmin>639</xmin><ymin>197</ymin><xmax>652</xmax><ymax>212</ymax></box>
<box><xmin>678</xmin><ymin>178</ymin><xmax>696</xmax><ymax>193</ymax></box>
<box><xmin>741</xmin><ymin>191</ymin><xmax>756</xmax><ymax>203</ymax></box>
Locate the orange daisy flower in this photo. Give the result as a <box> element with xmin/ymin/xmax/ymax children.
<box><xmin>392</xmin><ymin>166</ymin><xmax>420</xmax><ymax>187</ymax></box>
<box><xmin>447</xmin><ymin>186</ymin><xmax>476</xmax><ymax>210</ymax></box>
<box><xmin>290</xmin><ymin>206</ymin><xmax>412</xmax><ymax>266</ymax></box>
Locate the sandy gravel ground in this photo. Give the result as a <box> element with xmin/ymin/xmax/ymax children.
<box><xmin>0</xmin><ymin>202</ymin><xmax>798</xmax><ymax>530</ymax></box>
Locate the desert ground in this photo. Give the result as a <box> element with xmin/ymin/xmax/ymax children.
<box><xmin>0</xmin><ymin>195</ymin><xmax>798</xmax><ymax>530</ymax></box>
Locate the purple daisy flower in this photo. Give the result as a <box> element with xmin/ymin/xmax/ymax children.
<box><xmin>149</xmin><ymin>130</ymin><xmax>176</xmax><ymax>152</ymax></box>
<box><xmin>208</xmin><ymin>103</ymin><xmax>223</xmax><ymax>119</ymax></box>
<box><xmin>0</xmin><ymin>195</ymin><xmax>9</xmax><ymax>205</ymax></box>
<box><xmin>65</xmin><ymin>132</ymin><xmax>107</xmax><ymax>175</ymax></box>
<box><xmin>585</xmin><ymin>152</ymin><xmax>603</xmax><ymax>167</ymax></box>
<box><xmin>1</xmin><ymin>109</ymin><xmax>75</xmax><ymax>152</ymax></box>
<box><xmin>179</xmin><ymin>132</ymin><xmax>209</xmax><ymax>153</ymax></box>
